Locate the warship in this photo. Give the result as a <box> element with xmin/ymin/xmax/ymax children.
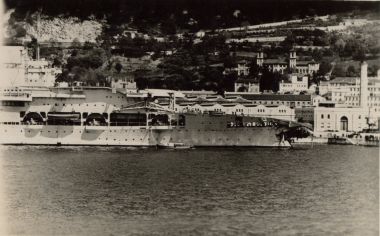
<box><xmin>0</xmin><ymin>86</ymin><xmax>309</xmax><ymax>147</ymax></box>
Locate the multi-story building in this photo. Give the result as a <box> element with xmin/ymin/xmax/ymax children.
<box><xmin>279</xmin><ymin>74</ymin><xmax>308</xmax><ymax>94</ymax></box>
<box><xmin>224</xmin><ymin>60</ymin><xmax>250</xmax><ymax>76</ymax></box>
<box><xmin>319</xmin><ymin>70</ymin><xmax>380</xmax><ymax>108</ymax></box>
<box><xmin>176</xmin><ymin>102</ymin><xmax>295</xmax><ymax>121</ymax></box>
<box><xmin>314</xmin><ymin>62</ymin><xmax>380</xmax><ymax>137</ymax></box>
<box><xmin>226</xmin><ymin>93</ymin><xmax>312</xmax><ymax>108</ymax></box>
<box><xmin>234</xmin><ymin>78</ymin><xmax>260</xmax><ymax>93</ymax></box>
<box><xmin>295</xmin><ymin>106</ymin><xmax>314</xmax><ymax>124</ymax></box>
<box><xmin>256</xmin><ymin>49</ymin><xmax>319</xmax><ymax>75</ymax></box>
<box><xmin>111</xmin><ymin>73</ymin><xmax>137</xmax><ymax>94</ymax></box>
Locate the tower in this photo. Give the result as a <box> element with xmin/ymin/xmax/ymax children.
<box><xmin>289</xmin><ymin>49</ymin><xmax>296</xmax><ymax>69</ymax></box>
<box><xmin>360</xmin><ymin>61</ymin><xmax>368</xmax><ymax>108</ymax></box>
<box><xmin>256</xmin><ymin>50</ymin><xmax>264</xmax><ymax>67</ymax></box>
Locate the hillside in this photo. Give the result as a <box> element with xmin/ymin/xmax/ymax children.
<box><xmin>5</xmin><ymin>0</ymin><xmax>379</xmax><ymax>36</ymax></box>
<box><xmin>5</xmin><ymin>11</ymin><xmax>104</xmax><ymax>43</ymax></box>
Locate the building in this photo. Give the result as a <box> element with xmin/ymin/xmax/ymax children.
<box><xmin>279</xmin><ymin>74</ymin><xmax>308</xmax><ymax>94</ymax></box>
<box><xmin>176</xmin><ymin>102</ymin><xmax>295</xmax><ymax>121</ymax></box>
<box><xmin>313</xmin><ymin>105</ymin><xmax>380</xmax><ymax>136</ymax></box>
<box><xmin>110</xmin><ymin>73</ymin><xmax>137</xmax><ymax>93</ymax></box>
<box><xmin>256</xmin><ymin>49</ymin><xmax>319</xmax><ymax>75</ymax></box>
<box><xmin>295</xmin><ymin>106</ymin><xmax>314</xmax><ymax>124</ymax></box>
<box><xmin>314</xmin><ymin>62</ymin><xmax>380</xmax><ymax>137</ymax></box>
<box><xmin>234</xmin><ymin>78</ymin><xmax>260</xmax><ymax>93</ymax></box>
<box><xmin>312</xmin><ymin>95</ymin><xmax>327</xmax><ymax>106</ymax></box>
<box><xmin>224</xmin><ymin>60</ymin><xmax>250</xmax><ymax>76</ymax></box>
<box><xmin>318</xmin><ymin>68</ymin><xmax>380</xmax><ymax>108</ymax></box>
<box><xmin>226</xmin><ymin>93</ymin><xmax>312</xmax><ymax>108</ymax></box>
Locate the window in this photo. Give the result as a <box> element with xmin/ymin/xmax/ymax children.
<box><xmin>327</xmin><ymin>114</ymin><xmax>330</xmax><ymax>119</ymax></box>
<box><xmin>321</xmin><ymin>114</ymin><xmax>324</xmax><ymax>119</ymax></box>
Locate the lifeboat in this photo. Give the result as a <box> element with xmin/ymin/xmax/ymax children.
<box><xmin>47</xmin><ymin>113</ymin><xmax>80</xmax><ymax>120</ymax></box>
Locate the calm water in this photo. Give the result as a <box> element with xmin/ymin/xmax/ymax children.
<box><xmin>0</xmin><ymin>145</ymin><xmax>378</xmax><ymax>235</ymax></box>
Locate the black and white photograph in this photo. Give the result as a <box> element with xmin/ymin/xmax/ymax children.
<box><xmin>0</xmin><ymin>0</ymin><xmax>379</xmax><ymax>235</ymax></box>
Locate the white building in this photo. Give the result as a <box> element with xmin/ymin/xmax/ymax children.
<box><xmin>234</xmin><ymin>78</ymin><xmax>260</xmax><ymax>93</ymax></box>
<box><xmin>318</xmin><ymin>69</ymin><xmax>380</xmax><ymax>108</ymax></box>
<box><xmin>312</xmin><ymin>95</ymin><xmax>326</xmax><ymax>106</ymax></box>
<box><xmin>226</xmin><ymin>93</ymin><xmax>312</xmax><ymax>108</ymax></box>
<box><xmin>313</xmin><ymin>106</ymin><xmax>380</xmax><ymax>136</ymax></box>
<box><xmin>179</xmin><ymin>102</ymin><xmax>295</xmax><ymax>121</ymax></box>
<box><xmin>110</xmin><ymin>73</ymin><xmax>137</xmax><ymax>93</ymax></box>
<box><xmin>256</xmin><ymin>50</ymin><xmax>319</xmax><ymax>75</ymax></box>
<box><xmin>279</xmin><ymin>74</ymin><xmax>308</xmax><ymax>94</ymax></box>
<box><xmin>224</xmin><ymin>60</ymin><xmax>250</xmax><ymax>76</ymax></box>
<box><xmin>314</xmin><ymin>62</ymin><xmax>380</xmax><ymax>137</ymax></box>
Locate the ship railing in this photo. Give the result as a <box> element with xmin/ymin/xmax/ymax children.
<box><xmin>1</xmin><ymin>92</ymin><xmax>29</xmax><ymax>97</ymax></box>
<box><xmin>226</xmin><ymin>121</ymin><xmax>274</xmax><ymax>128</ymax></box>
<box><xmin>0</xmin><ymin>122</ymin><xmax>20</xmax><ymax>125</ymax></box>
<box><xmin>21</xmin><ymin>121</ymin><xmax>45</xmax><ymax>125</ymax></box>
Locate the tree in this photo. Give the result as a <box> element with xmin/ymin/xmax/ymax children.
<box><xmin>27</xmin><ymin>37</ymin><xmax>38</xmax><ymax>59</ymax></box>
<box><xmin>332</xmin><ymin>64</ymin><xmax>346</xmax><ymax>77</ymax></box>
<box><xmin>311</xmin><ymin>49</ymin><xmax>323</xmax><ymax>61</ymax></box>
<box><xmin>52</xmin><ymin>57</ymin><xmax>62</xmax><ymax>67</ymax></box>
<box><xmin>160</xmin><ymin>18</ymin><xmax>177</xmax><ymax>35</ymax></box>
<box><xmin>369</xmin><ymin>64</ymin><xmax>380</xmax><ymax>77</ymax></box>
<box><xmin>259</xmin><ymin>66</ymin><xmax>280</xmax><ymax>92</ymax></box>
<box><xmin>14</xmin><ymin>24</ymin><xmax>27</xmax><ymax>38</ymax></box>
<box><xmin>115</xmin><ymin>62</ymin><xmax>123</xmax><ymax>73</ymax></box>
<box><xmin>346</xmin><ymin>65</ymin><xmax>358</xmax><ymax>77</ymax></box>
<box><xmin>352</xmin><ymin>46</ymin><xmax>366</xmax><ymax>61</ymax></box>
<box><xmin>318</xmin><ymin>61</ymin><xmax>333</xmax><ymax>76</ymax></box>
<box><xmin>71</xmin><ymin>38</ymin><xmax>81</xmax><ymax>49</ymax></box>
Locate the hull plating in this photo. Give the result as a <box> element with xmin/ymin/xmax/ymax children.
<box><xmin>0</xmin><ymin>125</ymin><xmax>289</xmax><ymax>147</ymax></box>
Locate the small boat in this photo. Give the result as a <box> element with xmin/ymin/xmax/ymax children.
<box><xmin>347</xmin><ymin>131</ymin><xmax>380</xmax><ymax>147</ymax></box>
<box><xmin>327</xmin><ymin>137</ymin><xmax>353</xmax><ymax>145</ymax></box>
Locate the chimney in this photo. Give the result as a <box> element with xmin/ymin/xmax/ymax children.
<box><xmin>360</xmin><ymin>61</ymin><xmax>368</xmax><ymax>108</ymax></box>
<box><xmin>36</xmin><ymin>44</ymin><xmax>40</xmax><ymax>60</ymax></box>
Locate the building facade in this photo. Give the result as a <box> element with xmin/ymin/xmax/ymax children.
<box><xmin>256</xmin><ymin>50</ymin><xmax>319</xmax><ymax>75</ymax></box>
<box><xmin>314</xmin><ymin>62</ymin><xmax>380</xmax><ymax>136</ymax></box>
<box><xmin>318</xmin><ymin>66</ymin><xmax>380</xmax><ymax>108</ymax></box>
<box><xmin>234</xmin><ymin>79</ymin><xmax>260</xmax><ymax>93</ymax></box>
<box><xmin>176</xmin><ymin>103</ymin><xmax>295</xmax><ymax>121</ymax></box>
<box><xmin>279</xmin><ymin>74</ymin><xmax>308</xmax><ymax>94</ymax></box>
<box><xmin>227</xmin><ymin>93</ymin><xmax>312</xmax><ymax>108</ymax></box>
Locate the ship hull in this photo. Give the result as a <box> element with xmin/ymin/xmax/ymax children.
<box><xmin>0</xmin><ymin>125</ymin><xmax>290</xmax><ymax>147</ymax></box>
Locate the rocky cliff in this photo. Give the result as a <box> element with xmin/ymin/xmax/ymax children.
<box><xmin>5</xmin><ymin>10</ymin><xmax>104</xmax><ymax>43</ymax></box>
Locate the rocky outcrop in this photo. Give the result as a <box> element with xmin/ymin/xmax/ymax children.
<box><xmin>6</xmin><ymin>12</ymin><xmax>104</xmax><ymax>43</ymax></box>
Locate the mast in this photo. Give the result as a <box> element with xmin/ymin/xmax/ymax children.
<box><xmin>36</xmin><ymin>10</ymin><xmax>41</xmax><ymax>60</ymax></box>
